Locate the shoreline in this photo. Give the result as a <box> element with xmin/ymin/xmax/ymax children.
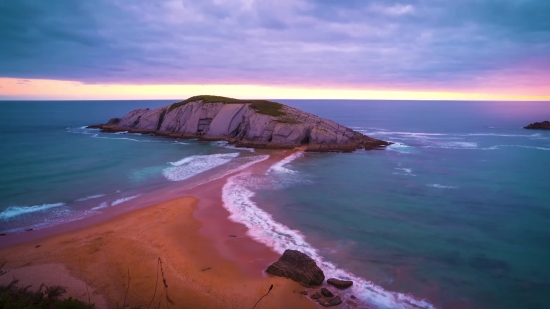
<box><xmin>0</xmin><ymin>149</ymin><xmax>317</xmax><ymax>308</ymax></box>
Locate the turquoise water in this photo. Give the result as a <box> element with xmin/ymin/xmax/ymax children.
<box><xmin>1</xmin><ymin>100</ymin><xmax>549</xmax><ymax>309</ymax></box>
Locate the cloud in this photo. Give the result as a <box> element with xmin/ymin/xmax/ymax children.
<box><xmin>0</xmin><ymin>0</ymin><xmax>549</xmax><ymax>93</ymax></box>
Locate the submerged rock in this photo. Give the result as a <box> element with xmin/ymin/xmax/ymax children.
<box><xmin>90</xmin><ymin>95</ymin><xmax>391</xmax><ymax>152</ymax></box>
<box><xmin>320</xmin><ymin>287</ymin><xmax>334</xmax><ymax>297</ymax></box>
<box><xmin>266</xmin><ymin>249</ymin><xmax>325</xmax><ymax>286</ymax></box>
<box><xmin>327</xmin><ymin>278</ymin><xmax>353</xmax><ymax>289</ymax></box>
<box><xmin>310</xmin><ymin>292</ymin><xmax>322</xmax><ymax>300</ymax></box>
<box><xmin>319</xmin><ymin>296</ymin><xmax>343</xmax><ymax>307</ymax></box>
<box><xmin>524</xmin><ymin>121</ymin><xmax>550</xmax><ymax>130</ymax></box>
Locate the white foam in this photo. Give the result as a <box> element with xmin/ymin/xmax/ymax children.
<box><xmin>111</xmin><ymin>195</ymin><xmax>141</xmax><ymax>206</ymax></box>
<box><xmin>164</xmin><ymin>153</ymin><xmax>240</xmax><ymax>181</ymax></box>
<box><xmin>222</xmin><ymin>172</ymin><xmax>435</xmax><ymax>309</ymax></box>
<box><xmin>76</xmin><ymin>194</ymin><xmax>106</xmax><ymax>202</ymax></box>
<box><xmin>92</xmin><ymin>202</ymin><xmax>109</xmax><ymax>210</ymax></box>
<box><xmin>427</xmin><ymin>184</ymin><xmax>457</xmax><ymax>189</ymax></box>
<box><xmin>184</xmin><ymin>155</ymin><xmax>270</xmax><ymax>190</ymax></box>
<box><xmin>0</xmin><ymin>203</ymin><xmax>65</xmax><ymax>220</ymax></box>
<box><xmin>393</xmin><ymin>167</ymin><xmax>416</xmax><ymax>176</ymax></box>
<box><xmin>364</xmin><ymin>131</ymin><xmax>448</xmax><ymax>137</ymax></box>
<box><xmin>464</xmin><ymin>133</ymin><xmax>541</xmax><ymax>137</ymax></box>
<box><xmin>387</xmin><ymin>143</ymin><xmax>415</xmax><ymax>154</ymax></box>
<box><xmin>481</xmin><ymin>145</ymin><xmax>550</xmax><ymax>151</ymax></box>
<box><xmin>267</xmin><ymin>152</ymin><xmax>303</xmax><ymax>174</ymax></box>
<box><xmin>114</xmin><ymin>131</ymin><xmax>128</xmax><ymax>134</ymax></box>
<box><xmin>424</xmin><ymin>141</ymin><xmax>478</xmax><ymax>149</ymax></box>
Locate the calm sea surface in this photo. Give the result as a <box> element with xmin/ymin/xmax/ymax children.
<box><xmin>1</xmin><ymin>100</ymin><xmax>549</xmax><ymax>309</ymax></box>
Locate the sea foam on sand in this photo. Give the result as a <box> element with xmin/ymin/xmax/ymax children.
<box><xmin>221</xmin><ymin>154</ymin><xmax>436</xmax><ymax>309</ymax></box>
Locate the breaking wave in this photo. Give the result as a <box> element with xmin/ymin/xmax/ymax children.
<box><xmin>267</xmin><ymin>152</ymin><xmax>303</xmax><ymax>174</ymax></box>
<box><xmin>222</xmin><ymin>171</ymin><xmax>435</xmax><ymax>309</ymax></box>
<box><xmin>427</xmin><ymin>184</ymin><xmax>458</xmax><ymax>189</ymax></box>
<box><xmin>111</xmin><ymin>195</ymin><xmax>141</xmax><ymax>206</ymax></box>
<box><xmin>164</xmin><ymin>153</ymin><xmax>240</xmax><ymax>181</ymax></box>
<box><xmin>92</xmin><ymin>202</ymin><xmax>109</xmax><ymax>210</ymax></box>
<box><xmin>0</xmin><ymin>203</ymin><xmax>65</xmax><ymax>220</ymax></box>
<box><xmin>76</xmin><ymin>194</ymin><xmax>106</xmax><ymax>202</ymax></box>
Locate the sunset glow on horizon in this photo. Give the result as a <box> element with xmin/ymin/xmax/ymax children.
<box><xmin>1</xmin><ymin>1</ymin><xmax>549</xmax><ymax>101</ymax></box>
<box><xmin>1</xmin><ymin>78</ymin><xmax>548</xmax><ymax>102</ymax></box>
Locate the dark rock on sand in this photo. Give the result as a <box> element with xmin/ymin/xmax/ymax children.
<box><xmin>327</xmin><ymin>278</ymin><xmax>353</xmax><ymax>289</ymax></box>
<box><xmin>320</xmin><ymin>287</ymin><xmax>334</xmax><ymax>297</ymax></box>
<box><xmin>90</xmin><ymin>95</ymin><xmax>391</xmax><ymax>152</ymax></box>
<box><xmin>319</xmin><ymin>296</ymin><xmax>343</xmax><ymax>307</ymax></box>
<box><xmin>310</xmin><ymin>292</ymin><xmax>322</xmax><ymax>300</ymax></box>
<box><xmin>266</xmin><ymin>249</ymin><xmax>325</xmax><ymax>286</ymax></box>
<box><xmin>524</xmin><ymin>121</ymin><xmax>550</xmax><ymax>130</ymax></box>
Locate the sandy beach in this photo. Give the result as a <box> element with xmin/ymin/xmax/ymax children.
<box><xmin>0</xmin><ymin>149</ymin><xmax>318</xmax><ymax>309</ymax></box>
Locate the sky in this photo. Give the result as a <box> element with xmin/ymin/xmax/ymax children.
<box><xmin>0</xmin><ymin>0</ymin><xmax>549</xmax><ymax>100</ymax></box>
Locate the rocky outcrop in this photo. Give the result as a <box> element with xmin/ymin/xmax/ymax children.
<box><xmin>88</xmin><ymin>95</ymin><xmax>391</xmax><ymax>152</ymax></box>
<box><xmin>266</xmin><ymin>249</ymin><xmax>325</xmax><ymax>286</ymax></box>
<box><xmin>327</xmin><ymin>278</ymin><xmax>353</xmax><ymax>289</ymax></box>
<box><xmin>524</xmin><ymin>121</ymin><xmax>550</xmax><ymax>130</ymax></box>
<box><xmin>319</xmin><ymin>296</ymin><xmax>343</xmax><ymax>307</ymax></box>
<box><xmin>320</xmin><ymin>287</ymin><xmax>334</xmax><ymax>297</ymax></box>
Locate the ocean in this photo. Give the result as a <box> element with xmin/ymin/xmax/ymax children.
<box><xmin>1</xmin><ymin>100</ymin><xmax>549</xmax><ymax>309</ymax></box>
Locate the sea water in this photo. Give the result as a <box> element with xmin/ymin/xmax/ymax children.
<box><xmin>1</xmin><ymin>100</ymin><xmax>549</xmax><ymax>309</ymax></box>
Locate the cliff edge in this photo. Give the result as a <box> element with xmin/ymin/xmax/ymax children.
<box><xmin>89</xmin><ymin>95</ymin><xmax>391</xmax><ymax>152</ymax></box>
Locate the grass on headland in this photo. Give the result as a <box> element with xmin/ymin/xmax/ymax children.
<box><xmin>0</xmin><ymin>262</ymin><xmax>94</xmax><ymax>309</ymax></box>
<box><xmin>168</xmin><ymin>95</ymin><xmax>286</xmax><ymax>116</ymax></box>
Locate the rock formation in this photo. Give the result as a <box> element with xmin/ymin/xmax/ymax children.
<box><xmin>88</xmin><ymin>95</ymin><xmax>390</xmax><ymax>152</ymax></box>
<box><xmin>524</xmin><ymin>121</ymin><xmax>550</xmax><ymax>130</ymax></box>
<box><xmin>320</xmin><ymin>287</ymin><xmax>335</xmax><ymax>297</ymax></box>
<box><xmin>319</xmin><ymin>296</ymin><xmax>343</xmax><ymax>307</ymax></box>
<box><xmin>327</xmin><ymin>278</ymin><xmax>353</xmax><ymax>289</ymax></box>
<box><xmin>266</xmin><ymin>249</ymin><xmax>325</xmax><ymax>286</ymax></box>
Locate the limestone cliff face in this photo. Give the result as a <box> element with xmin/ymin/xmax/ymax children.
<box><xmin>91</xmin><ymin>96</ymin><xmax>391</xmax><ymax>152</ymax></box>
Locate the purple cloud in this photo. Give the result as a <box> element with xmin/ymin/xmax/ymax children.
<box><xmin>0</xmin><ymin>0</ymin><xmax>549</xmax><ymax>91</ymax></box>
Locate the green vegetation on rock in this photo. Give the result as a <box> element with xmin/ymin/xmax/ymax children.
<box><xmin>0</xmin><ymin>263</ymin><xmax>94</xmax><ymax>309</ymax></box>
<box><xmin>168</xmin><ymin>95</ymin><xmax>286</xmax><ymax>116</ymax></box>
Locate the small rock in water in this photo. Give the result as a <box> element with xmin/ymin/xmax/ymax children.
<box><xmin>0</xmin><ymin>233</ymin><xmax>6</xmax><ymax>236</ymax></box>
<box><xmin>25</xmin><ymin>229</ymin><xmax>33</xmax><ymax>232</ymax></box>
<box><xmin>321</xmin><ymin>287</ymin><xmax>334</xmax><ymax>297</ymax></box>
<box><xmin>319</xmin><ymin>296</ymin><xmax>343</xmax><ymax>307</ymax></box>
<box><xmin>350</xmin><ymin>295</ymin><xmax>357</xmax><ymax>299</ymax></box>
<box><xmin>310</xmin><ymin>292</ymin><xmax>322</xmax><ymax>300</ymax></box>
<box><xmin>228</xmin><ymin>235</ymin><xmax>237</xmax><ymax>238</ymax></box>
<box><xmin>266</xmin><ymin>249</ymin><xmax>325</xmax><ymax>286</ymax></box>
<box><xmin>35</xmin><ymin>245</ymin><xmax>41</xmax><ymax>248</ymax></box>
<box><xmin>327</xmin><ymin>278</ymin><xmax>353</xmax><ymax>289</ymax></box>
<box><xmin>300</xmin><ymin>290</ymin><xmax>308</xmax><ymax>295</ymax></box>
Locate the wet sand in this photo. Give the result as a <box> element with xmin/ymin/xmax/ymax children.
<box><xmin>0</xmin><ymin>197</ymin><xmax>315</xmax><ymax>308</ymax></box>
<box><xmin>0</xmin><ymin>149</ymin><xmax>316</xmax><ymax>308</ymax></box>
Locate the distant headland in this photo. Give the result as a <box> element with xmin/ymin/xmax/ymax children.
<box><xmin>524</xmin><ymin>121</ymin><xmax>550</xmax><ymax>130</ymax></box>
<box><xmin>89</xmin><ymin>95</ymin><xmax>391</xmax><ymax>152</ymax></box>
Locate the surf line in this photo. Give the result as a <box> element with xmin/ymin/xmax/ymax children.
<box><xmin>221</xmin><ymin>152</ymin><xmax>436</xmax><ymax>309</ymax></box>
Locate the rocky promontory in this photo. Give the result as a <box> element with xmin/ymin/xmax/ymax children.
<box><xmin>524</xmin><ymin>121</ymin><xmax>550</xmax><ymax>130</ymax></box>
<box><xmin>89</xmin><ymin>95</ymin><xmax>391</xmax><ymax>152</ymax></box>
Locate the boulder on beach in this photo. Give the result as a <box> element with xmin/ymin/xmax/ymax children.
<box><xmin>524</xmin><ymin>121</ymin><xmax>550</xmax><ymax>130</ymax></box>
<box><xmin>266</xmin><ymin>249</ymin><xmax>325</xmax><ymax>286</ymax></box>
<box><xmin>320</xmin><ymin>287</ymin><xmax>334</xmax><ymax>297</ymax></box>
<box><xmin>319</xmin><ymin>296</ymin><xmax>343</xmax><ymax>307</ymax></box>
<box><xmin>327</xmin><ymin>278</ymin><xmax>353</xmax><ymax>289</ymax></box>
